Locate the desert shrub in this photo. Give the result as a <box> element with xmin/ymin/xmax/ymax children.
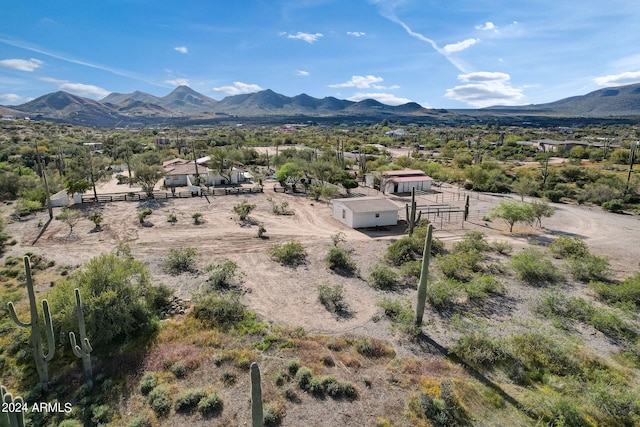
<box><xmin>355</xmin><ymin>338</ymin><xmax>395</xmax><ymax>358</ymax></box>
<box><xmin>139</xmin><ymin>372</ymin><xmax>158</xmax><ymax>395</ymax></box>
<box><xmin>192</xmin><ymin>212</ymin><xmax>203</xmax><ymax>224</ymax></box>
<box><xmin>417</xmin><ymin>392</ymin><xmax>450</xmax><ymax>427</ymax></box>
<box><xmin>197</xmin><ymin>392</ymin><xmax>223</xmax><ymax>417</ymax></box>
<box><xmin>317</xmin><ymin>284</ymin><xmax>347</xmax><ymax>313</ymax></box>
<box><xmin>590</xmin><ymin>273</ymin><xmax>640</xmax><ymax>308</ymax></box>
<box><xmin>566</xmin><ymin>253</ymin><xmax>610</xmax><ymax>282</ymax></box>
<box><xmin>511</xmin><ymin>248</ymin><xmax>563</xmax><ymax>285</ymax></box>
<box><xmin>205</xmin><ymin>258</ymin><xmax>242</xmax><ymax>289</ymax></box>
<box><xmin>436</xmin><ymin>250</ymin><xmax>484</xmax><ymax>282</ymax></box>
<box><xmin>263</xmin><ymin>403</ymin><xmax>285</xmax><ymax>426</ymax></box>
<box><xmin>466</xmin><ymin>274</ymin><xmax>505</xmax><ymax>298</ymax></box>
<box><xmin>491</xmin><ymin>240</ymin><xmax>513</xmax><ymax>255</ymax></box>
<box><xmin>368</xmin><ymin>265</ymin><xmax>398</xmax><ymax>290</ymax></box>
<box><xmin>169</xmin><ymin>361</ymin><xmax>188</xmax><ymax>378</ymax></box>
<box><xmin>450</xmin><ymin>331</ymin><xmax>510</xmax><ymax>368</ymax></box>
<box><xmin>453</xmin><ymin>231</ymin><xmax>490</xmax><ymax>253</ymax></box>
<box><xmin>377</xmin><ymin>297</ymin><xmax>418</xmax><ymax>334</ymax></box>
<box><xmin>385</xmin><ymin>237</ymin><xmax>416</xmax><ymax>266</ymax></box>
<box><xmin>548</xmin><ymin>236</ymin><xmax>589</xmax><ymax>259</ymax></box>
<box><xmin>428</xmin><ymin>279</ymin><xmax>463</xmax><ymax>309</ymax></box>
<box><xmin>331</xmin><ymin>231</ymin><xmax>347</xmax><ymax>247</ymax></box>
<box><xmin>325</xmin><ymin>247</ymin><xmax>356</xmax><ymax>274</ymax></box>
<box><xmin>295</xmin><ymin>367</ymin><xmax>313</xmax><ymax>391</ymax></box>
<box><xmin>267</xmin><ymin>197</ymin><xmax>290</xmax><ymax>215</ymax></box>
<box><xmin>233</xmin><ymin>200</ymin><xmax>256</xmax><ymax>221</ymax></box>
<box><xmin>138</xmin><ymin>208</ymin><xmax>152</xmax><ymax>224</ymax></box>
<box><xmin>148</xmin><ymin>385</ymin><xmax>172</xmax><ymax>417</ymax></box>
<box><xmin>286</xmin><ymin>360</ymin><xmax>300</xmax><ymax>376</ymax></box>
<box><xmin>175</xmin><ymin>388</ymin><xmax>207</xmax><ymax>413</ymax></box>
<box><xmin>399</xmin><ymin>260</ymin><xmax>422</xmax><ymax>282</ymax></box>
<box><xmin>602</xmin><ymin>199</ymin><xmax>625</xmax><ymax>213</ymax></box>
<box><xmin>88</xmin><ymin>211</ymin><xmax>103</xmax><ymax>228</ymax></box>
<box><xmin>91</xmin><ymin>404</ymin><xmax>112</xmax><ymax>425</ymax></box>
<box><xmin>269</xmin><ymin>241</ymin><xmax>306</xmax><ymax>266</ymax></box>
<box><xmin>167</xmin><ymin>213</ymin><xmax>177</xmax><ymax>224</ymax></box>
<box><xmin>164</xmin><ymin>247</ymin><xmax>199</xmax><ymax>274</ymax></box>
<box><xmin>192</xmin><ymin>290</ymin><xmax>256</xmax><ymax>331</ymax></box>
<box><xmin>257</xmin><ymin>225</ymin><xmax>266</xmax><ymax>238</ymax></box>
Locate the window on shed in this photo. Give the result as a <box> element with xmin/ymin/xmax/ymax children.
<box><xmin>375</xmin><ymin>213</ymin><xmax>380</xmax><ymax>218</ymax></box>
<box><xmin>342</xmin><ymin>209</ymin><xmax>346</xmax><ymax>219</ymax></box>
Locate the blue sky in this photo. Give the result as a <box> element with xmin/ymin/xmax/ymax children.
<box><xmin>1</xmin><ymin>0</ymin><xmax>640</xmax><ymax>109</ymax></box>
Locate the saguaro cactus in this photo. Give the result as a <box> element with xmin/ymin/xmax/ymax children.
<box><xmin>1</xmin><ymin>385</ymin><xmax>25</xmax><ymax>427</ymax></box>
<box><xmin>415</xmin><ymin>224</ymin><xmax>433</xmax><ymax>326</ymax></box>
<box><xmin>69</xmin><ymin>288</ymin><xmax>93</xmax><ymax>389</ymax></box>
<box><xmin>250</xmin><ymin>362</ymin><xmax>264</xmax><ymax>427</ymax></box>
<box><xmin>7</xmin><ymin>256</ymin><xmax>55</xmax><ymax>391</ymax></box>
<box><xmin>405</xmin><ymin>187</ymin><xmax>422</xmax><ymax>236</ymax></box>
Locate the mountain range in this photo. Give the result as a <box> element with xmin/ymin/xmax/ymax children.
<box><xmin>2</xmin><ymin>83</ymin><xmax>640</xmax><ymax>127</ymax></box>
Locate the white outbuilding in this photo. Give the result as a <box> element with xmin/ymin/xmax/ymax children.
<box><xmin>331</xmin><ymin>197</ymin><xmax>400</xmax><ymax>229</ymax></box>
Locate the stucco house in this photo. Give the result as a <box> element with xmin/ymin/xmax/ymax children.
<box><xmin>331</xmin><ymin>197</ymin><xmax>400</xmax><ymax>229</ymax></box>
<box><xmin>162</xmin><ymin>158</ymin><xmax>247</xmax><ymax>188</ymax></box>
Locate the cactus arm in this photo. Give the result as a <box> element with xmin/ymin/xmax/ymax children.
<box><xmin>415</xmin><ymin>224</ymin><xmax>433</xmax><ymax>326</ymax></box>
<box><xmin>70</xmin><ymin>288</ymin><xmax>93</xmax><ymax>388</ymax></box>
<box><xmin>250</xmin><ymin>362</ymin><xmax>264</xmax><ymax>427</ymax></box>
<box><xmin>42</xmin><ymin>300</ymin><xmax>55</xmax><ymax>363</ymax></box>
<box><xmin>7</xmin><ymin>303</ymin><xmax>30</xmax><ymax>328</ymax></box>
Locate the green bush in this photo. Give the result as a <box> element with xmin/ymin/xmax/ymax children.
<box><xmin>368</xmin><ymin>265</ymin><xmax>398</xmax><ymax>290</ymax></box>
<box><xmin>317</xmin><ymin>284</ymin><xmax>347</xmax><ymax>313</ymax></box>
<box><xmin>377</xmin><ymin>297</ymin><xmax>418</xmax><ymax>335</ymax></box>
<box><xmin>436</xmin><ymin>250</ymin><xmax>483</xmax><ymax>282</ymax></box>
<box><xmin>453</xmin><ymin>231</ymin><xmax>490</xmax><ymax>253</ymax></box>
<box><xmin>269</xmin><ymin>241</ymin><xmax>306</xmax><ymax>266</ymax></box>
<box><xmin>548</xmin><ymin>236</ymin><xmax>589</xmax><ymax>259</ymax></box>
<box><xmin>47</xmin><ymin>252</ymin><xmax>160</xmax><ymax>347</ymax></box>
<box><xmin>263</xmin><ymin>403</ymin><xmax>284</xmax><ymax>426</ymax></box>
<box><xmin>192</xmin><ymin>290</ymin><xmax>253</xmax><ymax>331</ymax></box>
<box><xmin>233</xmin><ymin>200</ymin><xmax>256</xmax><ymax>221</ymax></box>
<box><xmin>566</xmin><ymin>253</ymin><xmax>610</xmax><ymax>282</ymax></box>
<box><xmin>164</xmin><ymin>247</ymin><xmax>199</xmax><ymax>274</ymax></box>
<box><xmin>385</xmin><ymin>237</ymin><xmax>416</xmax><ymax>266</ymax></box>
<box><xmin>140</xmin><ymin>372</ymin><xmax>158</xmax><ymax>395</ymax></box>
<box><xmin>590</xmin><ymin>273</ymin><xmax>640</xmax><ymax>308</ymax></box>
<box><xmin>427</xmin><ymin>279</ymin><xmax>463</xmax><ymax>309</ymax></box>
<box><xmin>197</xmin><ymin>392</ymin><xmax>223</xmax><ymax>417</ymax></box>
<box><xmin>511</xmin><ymin>248</ymin><xmax>563</xmax><ymax>285</ymax></box>
<box><xmin>205</xmin><ymin>259</ymin><xmax>242</xmax><ymax>289</ymax></box>
<box><xmin>602</xmin><ymin>199</ymin><xmax>625</xmax><ymax>213</ymax></box>
<box><xmin>138</xmin><ymin>208</ymin><xmax>152</xmax><ymax>224</ymax></box>
<box><xmin>295</xmin><ymin>367</ymin><xmax>313</xmax><ymax>391</ymax></box>
<box><xmin>175</xmin><ymin>388</ymin><xmax>207</xmax><ymax>413</ymax></box>
<box><xmin>149</xmin><ymin>385</ymin><xmax>172</xmax><ymax>417</ymax></box>
<box><xmin>491</xmin><ymin>240</ymin><xmax>513</xmax><ymax>255</ymax></box>
<box><xmin>325</xmin><ymin>247</ymin><xmax>356</xmax><ymax>274</ymax></box>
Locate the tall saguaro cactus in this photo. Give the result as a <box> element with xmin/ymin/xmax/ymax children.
<box><xmin>250</xmin><ymin>362</ymin><xmax>264</xmax><ymax>427</ymax></box>
<box><xmin>69</xmin><ymin>288</ymin><xmax>93</xmax><ymax>389</ymax></box>
<box><xmin>415</xmin><ymin>224</ymin><xmax>434</xmax><ymax>326</ymax></box>
<box><xmin>1</xmin><ymin>385</ymin><xmax>25</xmax><ymax>427</ymax></box>
<box><xmin>405</xmin><ymin>187</ymin><xmax>422</xmax><ymax>236</ymax></box>
<box><xmin>7</xmin><ymin>256</ymin><xmax>55</xmax><ymax>391</ymax></box>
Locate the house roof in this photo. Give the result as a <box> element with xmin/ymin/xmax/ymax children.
<box><xmin>381</xmin><ymin>169</ymin><xmax>427</xmax><ymax>177</ymax></box>
<box><xmin>332</xmin><ymin>197</ymin><xmax>400</xmax><ymax>213</ymax></box>
<box><xmin>388</xmin><ymin>176</ymin><xmax>433</xmax><ymax>183</ymax></box>
<box><xmin>162</xmin><ymin>158</ymin><xmax>189</xmax><ymax>167</ymax></box>
<box><xmin>164</xmin><ymin>161</ymin><xmax>209</xmax><ymax>176</ymax></box>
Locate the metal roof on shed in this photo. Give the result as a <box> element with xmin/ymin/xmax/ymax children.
<box><xmin>331</xmin><ymin>197</ymin><xmax>400</xmax><ymax>213</ymax></box>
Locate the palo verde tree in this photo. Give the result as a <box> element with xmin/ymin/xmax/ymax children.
<box><xmin>48</xmin><ymin>251</ymin><xmax>162</xmax><ymax>348</ymax></box>
<box><xmin>487</xmin><ymin>200</ymin><xmax>535</xmax><ymax>233</ymax></box>
<box><xmin>133</xmin><ymin>164</ymin><xmax>164</xmax><ymax>197</ymax></box>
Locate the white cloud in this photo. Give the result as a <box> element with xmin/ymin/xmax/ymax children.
<box><xmin>347</xmin><ymin>31</ymin><xmax>366</xmax><ymax>37</ymax></box>
<box><xmin>212</xmin><ymin>81</ymin><xmax>263</xmax><ymax>95</ymax></box>
<box><xmin>475</xmin><ymin>22</ymin><xmax>497</xmax><ymax>31</ymax></box>
<box><xmin>443</xmin><ymin>38</ymin><xmax>479</xmax><ymax>53</ymax></box>
<box><xmin>165</xmin><ymin>78</ymin><xmax>190</xmax><ymax>87</ymax></box>
<box><xmin>329</xmin><ymin>75</ymin><xmax>384</xmax><ymax>89</ymax></box>
<box><xmin>286</xmin><ymin>32</ymin><xmax>323</xmax><ymax>43</ymax></box>
<box><xmin>174</xmin><ymin>46</ymin><xmax>188</xmax><ymax>54</ymax></box>
<box><xmin>0</xmin><ymin>93</ymin><xmax>21</xmax><ymax>104</ymax></box>
<box><xmin>445</xmin><ymin>72</ymin><xmax>525</xmax><ymax>107</ymax></box>
<box><xmin>297</xmin><ymin>70</ymin><xmax>310</xmax><ymax>76</ymax></box>
<box><xmin>594</xmin><ymin>71</ymin><xmax>640</xmax><ymax>87</ymax></box>
<box><xmin>40</xmin><ymin>77</ymin><xmax>110</xmax><ymax>98</ymax></box>
<box><xmin>348</xmin><ymin>92</ymin><xmax>413</xmax><ymax>106</ymax></box>
<box><xmin>0</xmin><ymin>58</ymin><xmax>43</xmax><ymax>71</ymax></box>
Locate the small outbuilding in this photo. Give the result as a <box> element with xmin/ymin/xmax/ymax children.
<box><xmin>331</xmin><ymin>197</ymin><xmax>400</xmax><ymax>229</ymax></box>
<box><xmin>380</xmin><ymin>169</ymin><xmax>433</xmax><ymax>194</ymax></box>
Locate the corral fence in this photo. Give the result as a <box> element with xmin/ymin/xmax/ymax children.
<box><xmin>81</xmin><ymin>191</ymin><xmax>194</xmax><ymax>203</ymax></box>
